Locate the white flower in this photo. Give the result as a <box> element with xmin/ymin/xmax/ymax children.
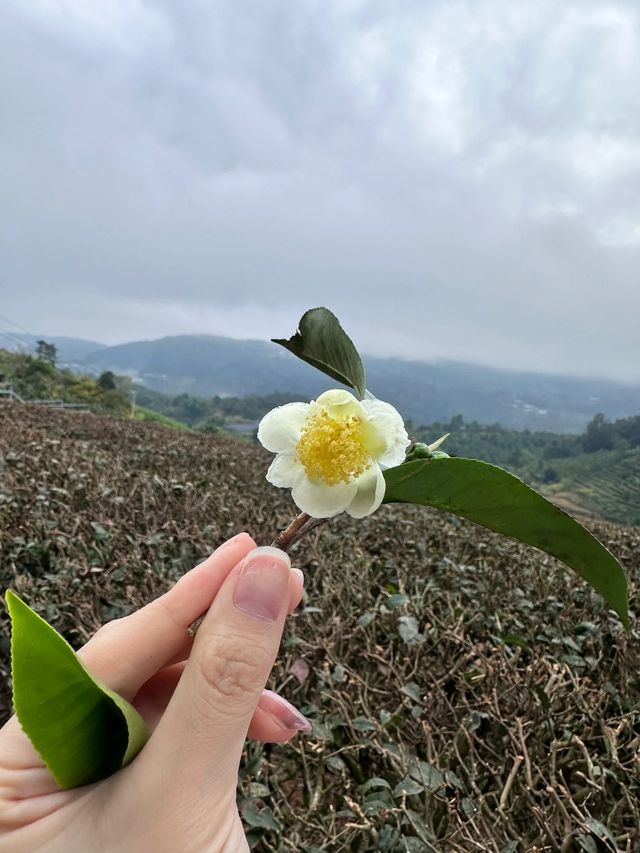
<box><xmin>257</xmin><ymin>389</ymin><xmax>410</xmax><ymax>519</ymax></box>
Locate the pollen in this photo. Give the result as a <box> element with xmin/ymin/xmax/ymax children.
<box><xmin>296</xmin><ymin>410</ymin><xmax>371</xmax><ymax>485</ymax></box>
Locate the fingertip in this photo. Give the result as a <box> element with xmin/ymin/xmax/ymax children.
<box><xmin>247</xmin><ymin>690</ymin><xmax>312</xmax><ymax>742</ymax></box>
<box><xmin>287</xmin><ymin>568</ymin><xmax>304</xmax><ymax>613</ymax></box>
<box><xmin>218</xmin><ymin>531</ymin><xmax>256</xmax><ymax>552</ymax></box>
<box><xmin>244</xmin><ymin>544</ymin><xmax>291</xmax><ymax>566</ymax></box>
<box><xmin>258</xmin><ymin>689</ymin><xmax>312</xmax><ymax>732</ymax></box>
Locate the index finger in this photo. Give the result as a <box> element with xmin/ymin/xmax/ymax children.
<box><xmin>78</xmin><ymin>533</ymin><xmax>256</xmax><ymax>698</ymax></box>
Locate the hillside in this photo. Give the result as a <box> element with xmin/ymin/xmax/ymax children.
<box><xmin>74</xmin><ymin>333</ymin><xmax>640</xmax><ymax>432</ymax></box>
<box><xmin>544</xmin><ymin>448</ymin><xmax>640</xmax><ymax>527</ymax></box>
<box><xmin>0</xmin><ymin>348</ymin><xmax>129</xmax><ymax>414</ymax></box>
<box><xmin>414</xmin><ymin>415</ymin><xmax>640</xmax><ymax>526</ymax></box>
<box><xmin>0</xmin><ymin>333</ymin><xmax>106</xmax><ymax>363</ymax></box>
<box><xmin>1</xmin><ymin>405</ymin><xmax>638</xmax><ymax>850</ymax></box>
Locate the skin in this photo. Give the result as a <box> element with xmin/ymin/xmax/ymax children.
<box><xmin>0</xmin><ymin>533</ymin><xmax>307</xmax><ymax>853</ymax></box>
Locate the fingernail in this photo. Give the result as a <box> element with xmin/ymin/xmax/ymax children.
<box><xmin>259</xmin><ymin>689</ymin><xmax>312</xmax><ymax>732</ymax></box>
<box><xmin>292</xmin><ymin>568</ymin><xmax>305</xmax><ymax>586</ymax></box>
<box><xmin>218</xmin><ymin>532</ymin><xmax>249</xmax><ymax>551</ymax></box>
<box><xmin>233</xmin><ymin>546</ymin><xmax>290</xmax><ymax>623</ymax></box>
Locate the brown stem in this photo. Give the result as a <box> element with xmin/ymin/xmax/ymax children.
<box><xmin>284</xmin><ymin>515</ymin><xmax>326</xmax><ymax>549</ymax></box>
<box><xmin>271</xmin><ymin>511</ymin><xmax>311</xmax><ymax>552</ymax></box>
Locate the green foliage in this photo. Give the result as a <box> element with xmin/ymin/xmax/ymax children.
<box><xmin>414</xmin><ymin>414</ymin><xmax>640</xmax><ymax>525</ymax></box>
<box><xmin>414</xmin><ymin>415</ymin><xmax>569</xmax><ymax>475</ymax></box>
<box><xmin>545</xmin><ymin>447</ymin><xmax>640</xmax><ymax>526</ymax></box>
<box><xmin>272</xmin><ymin>307</ymin><xmax>366</xmax><ymax>399</ymax></box>
<box><xmin>0</xmin><ymin>348</ymin><xmax>129</xmax><ymax>414</ymax></box>
<box><xmin>134</xmin><ymin>406</ymin><xmax>189</xmax><ymax>430</ymax></box>
<box><xmin>135</xmin><ymin>386</ymin><xmax>305</xmax><ymax>430</ymax></box>
<box><xmin>97</xmin><ymin>370</ymin><xmax>117</xmax><ymax>391</ymax></box>
<box><xmin>383</xmin><ymin>457</ymin><xmax>629</xmax><ymax>626</ymax></box>
<box><xmin>35</xmin><ymin>340</ymin><xmax>57</xmax><ymax>365</ymax></box>
<box><xmin>6</xmin><ymin>590</ymin><xmax>149</xmax><ymax>789</ymax></box>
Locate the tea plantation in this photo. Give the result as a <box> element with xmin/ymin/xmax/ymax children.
<box><xmin>1</xmin><ymin>405</ymin><xmax>638</xmax><ymax>851</ymax></box>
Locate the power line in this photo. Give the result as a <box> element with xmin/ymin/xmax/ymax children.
<box><xmin>0</xmin><ymin>310</ymin><xmax>83</xmax><ymax>365</ymax></box>
<box><xmin>0</xmin><ymin>312</ymin><xmax>31</xmax><ymax>336</ymax></box>
<box><xmin>0</xmin><ymin>329</ymin><xmax>29</xmax><ymax>350</ymax></box>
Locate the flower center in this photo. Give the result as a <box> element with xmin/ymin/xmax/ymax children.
<box><xmin>296</xmin><ymin>410</ymin><xmax>371</xmax><ymax>485</ymax></box>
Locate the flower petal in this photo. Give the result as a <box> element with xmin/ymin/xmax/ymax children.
<box><xmin>315</xmin><ymin>389</ymin><xmax>365</xmax><ymax>420</ymax></box>
<box><xmin>346</xmin><ymin>464</ymin><xmax>386</xmax><ymax>518</ymax></box>
<box><xmin>360</xmin><ymin>398</ymin><xmax>410</xmax><ymax>467</ymax></box>
<box><xmin>257</xmin><ymin>402</ymin><xmax>310</xmax><ymax>453</ymax></box>
<box><xmin>266</xmin><ymin>454</ymin><xmax>304</xmax><ymax>488</ymax></box>
<box><xmin>291</xmin><ymin>477</ymin><xmax>358</xmax><ymax>519</ymax></box>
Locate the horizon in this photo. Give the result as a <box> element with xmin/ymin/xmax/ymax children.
<box><xmin>5</xmin><ymin>327</ymin><xmax>640</xmax><ymax>389</ymax></box>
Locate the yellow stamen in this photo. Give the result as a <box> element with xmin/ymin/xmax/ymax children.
<box><xmin>296</xmin><ymin>410</ymin><xmax>370</xmax><ymax>485</ymax></box>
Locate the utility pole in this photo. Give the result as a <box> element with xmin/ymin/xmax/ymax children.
<box><xmin>130</xmin><ymin>389</ymin><xmax>137</xmax><ymax>419</ymax></box>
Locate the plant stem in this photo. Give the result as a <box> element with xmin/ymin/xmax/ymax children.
<box><xmin>271</xmin><ymin>511</ymin><xmax>311</xmax><ymax>552</ymax></box>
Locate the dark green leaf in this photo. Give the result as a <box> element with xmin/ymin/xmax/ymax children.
<box><xmin>584</xmin><ymin>817</ymin><xmax>616</xmax><ymax>847</ymax></box>
<box><xmin>360</xmin><ymin>777</ymin><xmax>392</xmax><ymax>793</ymax></box>
<box><xmin>352</xmin><ymin>716</ymin><xmax>376</xmax><ymax>732</ymax></box>
<box><xmin>272</xmin><ymin>307</ymin><xmax>366</xmax><ymax>399</ymax></box>
<box><xmin>6</xmin><ymin>590</ymin><xmax>149</xmax><ymax>789</ymax></box>
<box><xmin>401</xmin><ymin>682</ymin><xmax>423</xmax><ymax>704</ymax></box>
<box><xmin>383</xmin><ymin>458</ymin><xmax>629</xmax><ymax>627</ymax></box>
<box><xmin>576</xmin><ymin>837</ymin><xmax>598</xmax><ymax>853</ymax></box>
<box><xmin>409</xmin><ymin>760</ymin><xmax>444</xmax><ymax>792</ymax></box>
<box><xmin>241</xmin><ymin>802</ymin><xmax>281</xmax><ymax>831</ymax></box>
<box><xmin>394</xmin><ymin>775</ymin><xmax>424</xmax><ymax>797</ymax></box>
<box><xmin>461</xmin><ymin>797</ymin><xmax>477</xmax><ymax>819</ymax></box>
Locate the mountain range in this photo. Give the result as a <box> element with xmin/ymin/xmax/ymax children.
<box><xmin>5</xmin><ymin>333</ymin><xmax>639</xmax><ymax>432</ymax></box>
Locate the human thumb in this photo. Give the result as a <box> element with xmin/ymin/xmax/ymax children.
<box><xmin>139</xmin><ymin>546</ymin><xmax>294</xmax><ymax>796</ymax></box>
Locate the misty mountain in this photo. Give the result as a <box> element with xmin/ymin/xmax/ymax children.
<box><xmin>79</xmin><ymin>334</ymin><xmax>640</xmax><ymax>432</ymax></box>
<box><xmin>0</xmin><ymin>333</ymin><xmax>106</xmax><ymax>362</ymax></box>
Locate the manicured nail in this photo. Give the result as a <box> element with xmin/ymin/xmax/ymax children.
<box><xmin>233</xmin><ymin>546</ymin><xmax>290</xmax><ymax>622</ymax></box>
<box><xmin>218</xmin><ymin>532</ymin><xmax>249</xmax><ymax>551</ymax></box>
<box><xmin>259</xmin><ymin>689</ymin><xmax>312</xmax><ymax>732</ymax></box>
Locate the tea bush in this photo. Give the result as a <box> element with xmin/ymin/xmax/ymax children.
<box><xmin>1</xmin><ymin>405</ymin><xmax>638</xmax><ymax>851</ymax></box>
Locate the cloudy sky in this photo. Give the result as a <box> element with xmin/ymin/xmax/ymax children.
<box><xmin>1</xmin><ymin>0</ymin><xmax>640</xmax><ymax>381</ymax></box>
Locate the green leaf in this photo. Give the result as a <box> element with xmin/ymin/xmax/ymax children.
<box><xmin>394</xmin><ymin>775</ymin><xmax>424</xmax><ymax>797</ymax></box>
<box><xmin>383</xmin><ymin>458</ymin><xmax>629</xmax><ymax>628</ymax></box>
<box><xmin>352</xmin><ymin>716</ymin><xmax>377</xmax><ymax>732</ymax></box>
<box><xmin>241</xmin><ymin>802</ymin><xmax>282</xmax><ymax>832</ymax></box>
<box><xmin>272</xmin><ymin>307</ymin><xmax>366</xmax><ymax>399</ymax></box>
<box><xmin>409</xmin><ymin>760</ymin><xmax>444</xmax><ymax>792</ymax></box>
<box><xmin>6</xmin><ymin>590</ymin><xmax>149</xmax><ymax>789</ymax></box>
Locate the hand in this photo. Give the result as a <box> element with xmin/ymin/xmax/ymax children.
<box><xmin>0</xmin><ymin>533</ymin><xmax>309</xmax><ymax>852</ymax></box>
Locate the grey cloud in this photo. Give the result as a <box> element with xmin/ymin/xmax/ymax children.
<box><xmin>1</xmin><ymin>0</ymin><xmax>639</xmax><ymax>380</ymax></box>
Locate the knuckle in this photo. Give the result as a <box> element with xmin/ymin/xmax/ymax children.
<box><xmin>196</xmin><ymin>634</ymin><xmax>270</xmax><ymax>706</ymax></box>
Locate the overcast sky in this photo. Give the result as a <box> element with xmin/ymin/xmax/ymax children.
<box><xmin>1</xmin><ymin>1</ymin><xmax>640</xmax><ymax>381</ymax></box>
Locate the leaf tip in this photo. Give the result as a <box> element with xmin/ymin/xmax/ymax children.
<box><xmin>5</xmin><ymin>588</ymin><xmax>20</xmax><ymax>616</ymax></box>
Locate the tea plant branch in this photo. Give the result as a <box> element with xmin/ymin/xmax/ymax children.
<box><xmin>272</xmin><ymin>512</ymin><xmax>327</xmax><ymax>552</ymax></box>
<box><xmin>271</xmin><ymin>512</ymin><xmax>312</xmax><ymax>551</ymax></box>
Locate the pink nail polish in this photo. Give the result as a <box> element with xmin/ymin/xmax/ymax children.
<box><xmin>233</xmin><ymin>547</ymin><xmax>290</xmax><ymax>622</ymax></box>
<box><xmin>259</xmin><ymin>690</ymin><xmax>312</xmax><ymax>732</ymax></box>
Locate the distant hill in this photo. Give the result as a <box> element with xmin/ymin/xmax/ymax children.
<box><xmin>78</xmin><ymin>334</ymin><xmax>640</xmax><ymax>432</ymax></box>
<box><xmin>0</xmin><ymin>333</ymin><xmax>106</xmax><ymax>363</ymax></box>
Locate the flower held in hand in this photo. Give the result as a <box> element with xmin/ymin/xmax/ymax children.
<box><xmin>258</xmin><ymin>389</ymin><xmax>410</xmax><ymax>518</ymax></box>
